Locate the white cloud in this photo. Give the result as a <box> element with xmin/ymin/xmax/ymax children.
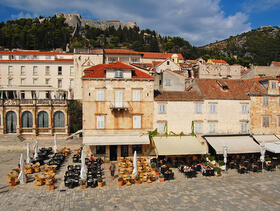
<box><xmin>11</xmin><ymin>12</ymin><xmax>33</xmax><ymax>20</ymax></box>
<box><xmin>0</xmin><ymin>0</ymin><xmax>252</xmax><ymax>46</ymax></box>
<box><xmin>242</xmin><ymin>0</ymin><xmax>280</xmax><ymax>13</ymax></box>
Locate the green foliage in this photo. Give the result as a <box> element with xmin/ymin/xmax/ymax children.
<box><xmin>118</xmin><ymin>177</ymin><xmax>123</xmax><ymax>181</ymax></box>
<box><xmin>67</xmin><ymin>100</ymin><xmax>82</xmax><ymax>133</ymax></box>
<box><xmin>213</xmin><ymin>167</ymin><xmax>221</xmax><ymax>175</ymax></box>
<box><xmin>97</xmin><ymin>177</ymin><xmax>102</xmax><ymax>182</ymax></box>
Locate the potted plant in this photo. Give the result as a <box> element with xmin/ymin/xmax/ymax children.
<box><xmin>97</xmin><ymin>177</ymin><xmax>103</xmax><ymax>187</ymax></box>
<box><xmin>159</xmin><ymin>174</ymin><xmax>164</xmax><ymax>182</ymax></box>
<box><xmin>118</xmin><ymin>177</ymin><xmax>123</xmax><ymax>187</ymax></box>
<box><xmin>151</xmin><ymin>162</ymin><xmax>156</xmax><ymax>171</ymax></box>
<box><xmin>80</xmin><ymin>179</ymin><xmax>87</xmax><ymax>189</ymax></box>
<box><xmin>10</xmin><ymin>177</ymin><xmax>16</xmax><ymax>186</ymax></box>
<box><xmin>135</xmin><ymin>175</ymin><xmax>141</xmax><ymax>185</ymax></box>
<box><xmin>214</xmin><ymin>167</ymin><xmax>221</xmax><ymax>176</ymax></box>
<box><xmin>155</xmin><ymin>168</ymin><xmax>160</xmax><ymax>176</ymax></box>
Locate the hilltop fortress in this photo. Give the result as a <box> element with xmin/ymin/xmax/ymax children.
<box><xmin>55</xmin><ymin>13</ymin><xmax>137</xmax><ymax>30</ymax></box>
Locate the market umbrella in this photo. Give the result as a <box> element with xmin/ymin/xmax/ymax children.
<box><xmin>18</xmin><ymin>153</ymin><xmax>26</xmax><ymax>184</ymax></box>
<box><xmin>34</xmin><ymin>140</ymin><xmax>39</xmax><ymax>160</ymax></box>
<box><xmin>26</xmin><ymin>143</ymin><xmax>31</xmax><ymax>164</ymax></box>
<box><xmin>80</xmin><ymin>150</ymin><xmax>86</xmax><ymax>180</ymax></box>
<box><xmin>132</xmin><ymin>150</ymin><xmax>137</xmax><ymax>177</ymax></box>
<box><xmin>53</xmin><ymin>133</ymin><xmax>57</xmax><ymax>154</ymax></box>
<box><xmin>260</xmin><ymin>141</ymin><xmax>266</xmax><ymax>172</ymax></box>
<box><xmin>223</xmin><ymin>143</ymin><xmax>228</xmax><ymax>165</ymax></box>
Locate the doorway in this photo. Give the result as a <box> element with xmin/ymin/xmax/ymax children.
<box><xmin>110</xmin><ymin>145</ymin><xmax>118</xmax><ymax>161</ymax></box>
<box><xmin>121</xmin><ymin>145</ymin><xmax>129</xmax><ymax>157</ymax></box>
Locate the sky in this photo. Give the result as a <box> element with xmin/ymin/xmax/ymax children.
<box><xmin>0</xmin><ymin>0</ymin><xmax>280</xmax><ymax>47</ymax></box>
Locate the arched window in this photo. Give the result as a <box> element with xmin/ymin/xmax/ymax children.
<box><xmin>54</xmin><ymin>111</ymin><xmax>65</xmax><ymax>127</ymax></box>
<box><xmin>22</xmin><ymin>111</ymin><xmax>33</xmax><ymax>128</ymax></box>
<box><xmin>38</xmin><ymin>111</ymin><xmax>48</xmax><ymax>128</ymax></box>
<box><xmin>6</xmin><ymin>111</ymin><xmax>17</xmax><ymax>133</ymax></box>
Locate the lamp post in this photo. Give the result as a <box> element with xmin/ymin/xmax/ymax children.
<box><xmin>260</xmin><ymin>141</ymin><xmax>266</xmax><ymax>173</ymax></box>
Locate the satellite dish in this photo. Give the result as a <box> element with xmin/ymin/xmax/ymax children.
<box><xmin>156</xmin><ymin>67</ymin><xmax>161</xmax><ymax>74</ymax></box>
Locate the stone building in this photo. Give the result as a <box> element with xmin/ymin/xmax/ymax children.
<box><xmin>82</xmin><ymin>61</ymin><xmax>154</xmax><ymax>161</ymax></box>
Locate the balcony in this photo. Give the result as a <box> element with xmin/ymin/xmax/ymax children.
<box><xmin>1</xmin><ymin>99</ymin><xmax>67</xmax><ymax>106</ymax></box>
<box><xmin>109</xmin><ymin>101</ymin><xmax>131</xmax><ymax>111</ymax></box>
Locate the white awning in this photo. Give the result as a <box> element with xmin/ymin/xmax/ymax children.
<box><xmin>153</xmin><ymin>136</ymin><xmax>206</xmax><ymax>156</ymax></box>
<box><xmin>265</xmin><ymin>142</ymin><xmax>280</xmax><ymax>153</ymax></box>
<box><xmin>252</xmin><ymin>134</ymin><xmax>280</xmax><ymax>144</ymax></box>
<box><xmin>253</xmin><ymin>135</ymin><xmax>280</xmax><ymax>153</ymax></box>
<box><xmin>204</xmin><ymin>136</ymin><xmax>260</xmax><ymax>154</ymax></box>
<box><xmin>83</xmin><ymin>135</ymin><xmax>150</xmax><ymax>145</ymax></box>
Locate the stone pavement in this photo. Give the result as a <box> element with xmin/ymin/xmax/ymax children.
<box><xmin>1</xmin><ymin>134</ymin><xmax>280</xmax><ymax>210</ymax></box>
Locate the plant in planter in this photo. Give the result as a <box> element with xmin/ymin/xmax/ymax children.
<box><xmin>135</xmin><ymin>175</ymin><xmax>141</xmax><ymax>185</ymax></box>
<box><xmin>97</xmin><ymin>177</ymin><xmax>103</xmax><ymax>187</ymax></box>
<box><xmin>10</xmin><ymin>177</ymin><xmax>16</xmax><ymax>186</ymax></box>
<box><xmin>118</xmin><ymin>177</ymin><xmax>123</xmax><ymax>187</ymax></box>
<box><xmin>151</xmin><ymin>162</ymin><xmax>156</xmax><ymax>171</ymax></box>
<box><xmin>159</xmin><ymin>174</ymin><xmax>164</xmax><ymax>182</ymax></box>
<box><xmin>80</xmin><ymin>179</ymin><xmax>87</xmax><ymax>189</ymax></box>
<box><xmin>214</xmin><ymin>167</ymin><xmax>222</xmax><ymax>176</ymax></box>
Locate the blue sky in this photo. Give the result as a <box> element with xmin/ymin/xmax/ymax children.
<box><xmin>0</xmin><ymin>0</ymin><xmax>279</xmax><ymax>46</ymax></box>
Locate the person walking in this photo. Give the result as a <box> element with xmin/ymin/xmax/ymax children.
<box><xmin>109</xmin><ymin>162</ymin><xmax>116</xmax><ymax>180</ymax></box>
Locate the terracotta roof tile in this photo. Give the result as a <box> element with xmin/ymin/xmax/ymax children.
<box><xmin>154</xmin><ymin>90</ymin><xmax>203</xmax><ymax>101</ymax></box>
<box><xmin>83</xmin><ymin>61</ymin><xmax>154</xmax><ymax>79</ymax></box>
<box><xmin>141</xmin><ymin>52</ymin><xmax>184</xmax><ymax>60</ymax></box>
<box><xmin>104</xmin><ymin>49</ymin><xmax>143</xmax><ymax>55</ymax></box>
<box><xmin>196</xmin><ymin>79</ymin><xmax>266</xmax><ymax>99</ymax></box>
<box><xmin>0</xmin><ymin>50</ymin><xmax>73</xmax><ymax>55</ymax></box>
<box><xmin>209</xmin><ymin>59</ymin><xmax>228</xmax><ymax>64</ymax></box>
<box><xmin>271</xmin><ymin>61</ymin><xmax>280</xmax><ymax>67</ymax></box>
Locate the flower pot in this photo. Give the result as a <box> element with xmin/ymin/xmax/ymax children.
<box><xmin>152</xmin><ymin>167</ymin><xmax>156</xmax><ymax>171</ymax></box>
<box><xmin>11</xmin><ymin>180</ymin><xmax>16</xmax><ymax>186</ymax></box>
<box><xmin>49</xmin><ymin>184</ymin><xmax>55</xmax><ymax>190</ymax></box>
<box><xmin>118</xmin><ymin>180</ymin><xmax>123</xmax><ymax>187</ymax></box>
<box><xmin>135</xmin><ymin>180</ymin><xmax>141</xmax><ymax>185</ymax></box>
<box><xmin>98</xmin><ymin>182</ymin><xmax>103</xmax><ymax>187</ymax></box>
<box><xmin>159</xmin><ymin>177</ymin><xmax>164</xmax><ymax>182</ymax></box>
<box><xmin>81</xmin><ymin>184</ymin><xmax>86</xmax><ymax>189</ymax></box>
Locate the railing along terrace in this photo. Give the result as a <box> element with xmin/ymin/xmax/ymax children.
<box><xmin>1</xmin><ymin>99</ymin><xmax>67</xmax><ymax>106</ymax></box>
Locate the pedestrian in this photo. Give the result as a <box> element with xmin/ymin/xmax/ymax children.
<box><xmin>109</xmin><ymin>162</ymin><xmax>116</xmax><ymax>180</ymax></box>
<box><xmin>90</xmin><ymin>154</ymin><xmax>94</xmax><ymax>162</ymax></box>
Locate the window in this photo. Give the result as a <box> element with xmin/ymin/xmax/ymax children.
<box><xmin>96</xmin><ymin>146</ymin><xmax>106</xmax><ymax>154</ymax></box>
<box><xmin>241</xmin><ymin>122</ymin><xmax>248</xmax><ymax>133</ymax></box>
<box><xmin>97</xmin><ymin>90</ymin><xmax>105</xmax><ymax>101</ymax></box>
<box><xmin>209</xmin><ymin>122</ymin><xmax>216</xmax><ymax>133</ymax></box>
<box><xmin>38</xmin><ymin>111</ymin><xmax>48</xmax><ymax>128</ymax></box>
<box><xmin>114</xmin><ymin>70</ymin><xmax>123</xmax><ymax>78</ymax></box>
<box><xmin>33</xmin><ymin>55</ymin><xmax>39</xmax><ymax>60</ymax></box>
<box><xmin>241</xmin><ymin>104</ymin><xmax>248</xmax><ymax>113</ymax></box>
<box><xmin>21</xmin><ymin>66</ymin><xmax>25</xmax><ymax>75</ymax></box>
<box><xmin>45</xmin><ymin>66</ymin><xmax>50</xmax><ymax>75</ymax></box>
<box><xmin>158</xmin><ymin>123</ymin><xmax>166</xmax><ymax>134</ymax></box>
<box><xmin>209</xmin><ymin>104</ymin><xmax>216</xmax><ymax>113</ymax></box>
<box><xmin>33</xmin><ymin>66</ymin><xmax>38</xmax><ymax>75</ymax></box>
<box><xmin>133</xmin><ymin>90</ymin><xmax>141</xmax><ymax>101</ymax></box>
<box><xmin>22</xmin><ymin>111</ymin><xmax>33</xmax><ymax>128</ymax></box>
<box><xmin>271</xmin><ymin>81</ymin><xmax>277</xmax><ymax>89</ymax></box>
<box><xmin>115</xmin><ymin>90</ymin><xmax>123</xmax><ymax>107</ymax></box>
<box><xmin>263</xmin><ymin>97</ymin><xmax>269</xmax><ymax>107</ymax></box>
<box><xmin>194</xmin><ymin>122</ymin><xmax>202</xmax><ymax>133</ymax></box>
<box><xmin>167</xmin><ymin>61</ymin><xmax>170</xmax><ymax>65</ymax></box>
<box><xmin>133</xmin><ymin>116</ymin><xmax>141</xmax><ymax>129</ymax></box>
<box><xmin>58</xmin><ymin>79</ymin><xmax>62</xmax><ymax>88</ymax></box>
<box><xmin>33</xmin><ymin>79</ymin><xmax>37</xmax><ymax>85</ymax></box>
<box><xmin>8</xmin><ymin>66</ymin><xmax>13</xmax><ymax>75</ymax></box>
<box><xmin>8</xmin><ymin>79</ymin><xmax>12</xmax><ymax>87</ymax></box>
<box><xmin>70</xmin><ymin>79</ymin><xmax>74</xmax><ymax>88</ymax></box>
<box><xmin>97</xmin><ymin>116</ymin><xmax>105</xmax><ymax>129</ymax></box>
<box><xmin>21</xmin><ymin>79</ymin><xmax>25</xmax><ymax>85</ymax></box>
<box><xmin>54</xmin><ymin>111</ymin><xmax>65</xmax><ymax>127</ymax></box>
<box><xmin>165</xmin><ymin>80</ymin><xmax>171</xmax><ymax>86</ymax></box>
<box><xmin>70</xmin><ymin>66</ymin><xmax>74</xmax><ymax>75</ymax></box>
<box><xmin>159</xmin><ymin>104</ymin><xmax>166</xmax><ymax>113</ymax></box>
<box><xmin>45</xmin><ymin>79</ymin><xmax>50</xmax><ymax>85</ymax></box>
<box><xmin>132</xmin><ymin>145</ymin><xmax>142</xmax><ymax>154</ymax></box>
<box><xmin>262</xmin><ymin>116</ymin><xmax>270</xmax><ymax>127</ymax></box>
<box><xmin>46</xmin><ymin>55</ymin><xmax>51</xmax><ymax>60</ymax></box>
<box><xmin>58</xmin><ymin>66</ymin><xmax>62</xmax><ymax>75</ymax></box>
<box><xmin>195</xmin><ymin>104</ymin><xmax>202</xmax><ymax>113</ymax></box>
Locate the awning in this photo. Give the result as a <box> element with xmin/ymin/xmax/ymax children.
<box><xmin>252</xmin><ymin>134</ymin><xmax>280</xmax><ymax>144</ymax></box>
<box><xmin>83</xmin><ymin>135</ymin><xmax>150</xmax><ymax>145</ymax></box>
<box><xmin>153</xmin><ymin>136</ymin><xmax>206</xmax><ymax>156</ymax></box>
<box><xmin>253</xmin><ymin>134</ymin><xmax>280</xmax><ymax>153</ymax></box>
<box><xmin>204</xmin><ymin>135</ymin><xmax>260</xmax><ymax>154</ymax></box>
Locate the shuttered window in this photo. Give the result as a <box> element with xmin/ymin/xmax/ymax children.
<box><xmin>54</xmin><ymin>111</ymin><xmax>65</xmax><ymax>127</ymax></box>
<box><xmin>97</xmin><ymin>116</ymin><xmax>105</xmax><ymax>129</ymax></box>
<box><xmin>133</xmin><ymin>90</ymin><xmax>141</xmax><ymax>101</ymax></box>
<box><xmin>133</xmin><ymin>116</ymin><xmax>141</xmax><ymax>129</ymax></box>
<box><xmin>22</xmin><ymin>111</ymin><xmax>33</xmax><ymax>128</ymax></box>
<box><xmin>38</xmin><ymin>111</ymin><xmax>48</xmax><ymax>128</ymax></box>
<box><xmin>97</xmin><ymin>90</ymin><xmax>105</xmax><ymax>101</ymax></box>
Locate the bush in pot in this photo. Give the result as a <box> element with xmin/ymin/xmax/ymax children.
<box><xmin>97</xmin><ymin>177</ymin><xmax>103</xmax><ymax>187</ymax></box>
<box><xmin>159</xmin><ymin>174</ymin><xmax>164</xmax><ymax>182</ymax></box>
<box><xmin>118</xmin><ymin>177</ymin><xmax>123</xmax><ymax>186</ymax></box>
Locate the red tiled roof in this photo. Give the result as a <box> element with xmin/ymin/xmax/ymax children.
<box><xmin>271</xmin><ymin>61</ymin><xmax>280</xmax><ymax>67</ymax></box>
<box><xmin>0</xmin><ymin>59</ymin><xmax>73</xmax><ymax>63</ymax></box>
<box><xmin>83</xmin><ymin>61</ymin><xmax>154</xmax><ymax>79</ymax></box>
<box><xmin>196</xmin><ymin>79</ymin><xmax>266</xmax><ymax>99</ymax></box>
<box><xmin>0</xmin><ymin>50</ymin><xmax>73</xmax><ymax>55</ymax></box>
<box><xmin>154</xmin><ymin>90</ymin><xmax>203</xmax><ymax>101</ymax></box>
<box><xmin>141</xmin><ymin>52</ymin><xmax>184</xmax><ymax>60</ymax></box>
<box><xmin>209</xmin><ymin>59</ymin><xmax>228</xmax><ymax>64</ymax></box>
<box><xmin>104</xmin><ymin>49</ymin><xmax>143</xmax><ymax>55</ymax></box>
